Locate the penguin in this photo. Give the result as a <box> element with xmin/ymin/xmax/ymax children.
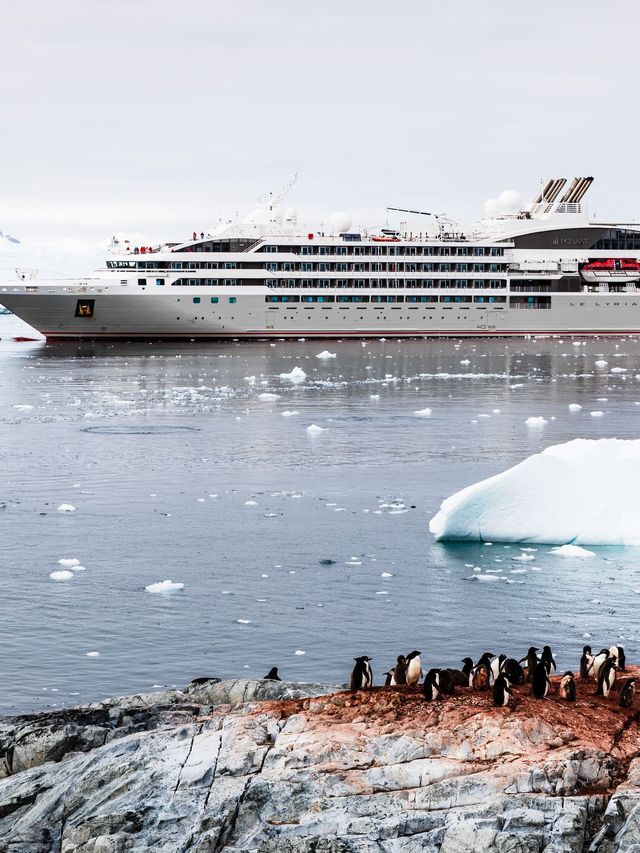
<box><xmin>590</xmin><ymin>649</ymin><xmax>610</xmax><ymax>680</ymax></box>
<box><xmin>472</xmin><ymin>663</ymin><xmax>491</xmax><ymax>691</ymax></box>
<box><xmin>580</xmin><ymin>645</ymin><xmax>593</xmax><ymax>680</ymax></box>
<box><xmin>438</xmin><ymin>669</ymin><xmax>455</xmax><ymax>696</ymax></box>
<box><xmin>531</xmin><ymin>661</ymin><xmax>551</xmax><ymax>699</ymax></box>
<box><xmin>350</xmin><ymin>656</ymin><xmax>373</xmax><ymax>691</ymax></box>
<box><xmin>406</xmin><ymin>651</ymin><xmax>422</xmax><ymax>686</ymax></box>
<box><xmin>264</xmin><ymin>667</ymin><xmax>281</xmax><ymax>681</ymax></box>
<box><xmin>383</xmin><ymin>670</ymin><xmax>396</xmax><ymax>687</ymax></box>
<box><xmin>619</xmin><ymin>677</ymin><xmax>637</xmax><ymax>709</ymax></box>
<box><xmin>610</xmin><ymin>645</ymin><xmax>627</xmax><ymax>672</ymax></box>
<box><xmin>490</xmin><ymin>654</ymin><xmax>507</xmax><ymax>682</ymax></box>
<box><xmin>596</xmin><ymin>657</ymin><xmax>617</xmax><ymax>698</ymax></box>
<box><xmin>519</xmin><ymin>647</ymin><xmax>540</xmax><ymax>680</ymax></box>
<box><xmin>492</xmin><ymin>674</ymin><xmax>512</xmax><ymax>707</ymax></box>
<box><xmin>445</xmin><ymin>666</ymin><xmax>471</xmax><ymax>688</ymax></box>
<box><xmin>501</xmin><ymin>658</ymin><xmax>525</xmax><ymax>686</ymax></box>
<box><xmin>559</xmin><ymin>671</ymin><xmax>576</xmax><ymax>702</ymax></box>
<box><xmin>471</xmin><ymin>652</ymin><xmax>494</xmax><ymax>686</ymax></box>
<box><xmin>541</xmin><ymin>646</ymin><xmax>556</xmax><ymax>675</ymax></box>
<box><xmin>393</xmin><ymin>655</ymin><xmax>408</xmax><ymax>685</ymax></box>
<box><xmin>423</xmin><ymin>668</ymin><xmax>441</xmax><ymax>701</ymax></box>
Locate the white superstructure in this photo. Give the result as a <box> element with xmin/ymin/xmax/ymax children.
<box><xmin>4</xmin><ymin>177</ymin><xmax>640</xmax><ymax>339</ymax></box>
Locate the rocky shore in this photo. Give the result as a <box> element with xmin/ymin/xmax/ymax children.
<box><xmin>0</xmin><ymin>672</ymin><xmax>639</xmax><ymax>851</ymax></box>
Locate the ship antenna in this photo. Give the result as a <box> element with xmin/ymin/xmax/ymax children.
<box><xmin>259</xmin><ymin>172</ymin><xmax>298</xmax><ymax>211</ymax></box>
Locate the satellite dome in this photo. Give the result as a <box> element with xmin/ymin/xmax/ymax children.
<box><xmin>483</xmin><ymin>198</ymin><xmax>500</xmax><ymax>217</ymax></box>
<box><xmin>497</xmin><ymin>190</ymin><xmax>521</xmax><ymax>214</ymax></box>
<box><xmin>284</xmin><ymin>206</ymin><xmax>298</xmax><ymax>222</ymax></box>
<box><xmin>329</xmin><ymin>211</ymin><xmax>352</xmax><ymax>234</ymax></box>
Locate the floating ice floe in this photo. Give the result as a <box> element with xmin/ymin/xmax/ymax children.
<box><xmin>49</xmin><ymin>570</ymin><xmax>74</xmax><ymax>581</ymax></box>
<box><xmin>590</xmin><ymin>411</ymin><xmax>604</xmax><ymax>417</ymax></box>
<box><xmin>525</xmin><ymin>416</ymin><xmax>547</xmax><ymax>427</ymax></box>
<box><xmin>550</xmin><ymin>544</ymin><xmax>596</xmax><ymax>558</ymax></box>
<box><xmin>306</xmin><ymin>424</ymin><xmax>326</xmax><ymax>433</ymax></box>
<box><xmin>429</xmin><ymin>438</ymin><xmax>640</xmax><ymax>545</ymax></box>
<box><xmin>279</xmin><ymin>366</ymin><xmax>306</xmax><ymax>382</ymax></box>
<box><xmin>244</xmin><ymin>500</ymin><xmax>258</xmax><ymax>506</ymax></box>
<box><xmin>595</xmin><ymin>360</ymin><xmax>608</xmax><ymax>367</ymax></box>
<box><xmin>568</xmin><ymin>403</ymin><xmax>582</xmax><ymax>412</ymax></box>
<box><xmin>413</xmin><ymin>408</ymin><xmax>432</xmax><ymax>417</ymax></box>
<box><xmin>145</xmin><ymin>580</ymin><xmax>184</xmax><ymax>593</ymax></box>
<box><xmin>58</xmin><ymin>558</ymin><xmax>80</xmax><ymax>567</ymax></box>
<box><xmin>86</xmin><ymin>651</ymin><xmax>100</xmax><ymax>657</ymax></box>
<box><xmin>281</xmin><ymin>410</ymin><xmax>299</xmax><ymax>417</ymax></box>
<box><xmin>57</xmin><ymin>504</ymin><xmax>77</xmax><ymax>513</ymax></box>
<box><xmin>258</xmin><ymin>393</ymin><xmax>280</xmax><ymax>401</ymax></box>
<box><xmin>13</xmin><ymin>404</ymin><xmax>33</xmax><ymax>411</ymax></box>
<box><xmin>611</xmin><ymin>367</ymin><xmax>627</xmax><ymax>374</ymax></box>
<box><xmin>316</xmin><ymin>351</ymin><xmax>336</xmax><ymax>359</ymax></box>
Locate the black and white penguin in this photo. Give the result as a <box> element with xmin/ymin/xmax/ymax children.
<box><xmin>531</xmin><ymin>661</ymin><xmax>551</xmax><ymax>699</ymax></box>
<box><xmin>393</xmin><ymin>655</ymin><xmax>408</xmax><ymax>685</ymax></box>
<box><xmin>438</xmin><ymin>669</ymin><xmax>455</xmax><ymax>696</ymax></box>
<box><xmin>350</xmin><ymin>656</ymin><xmax>373</xmax><ymax>690</ymax></box>
<box><xmin>596</xmin><ymin>657</ymin><xmax>617</xmax><ymax>698</ymax></box>
<box><xmin>519</xmin><ymin>647</ymin><xmax>540</xmax><ymax>681</ymax></box>
<box><xmin>580</xmin><ymin>645</ymin><xmax>593</xmax><ymax>680</ymax></box>
<box><xmin>406</xmin><ymin>651</ymin><xmax>422</xmax><ymax>686</ymax></box>
<box><xmin>383</xmin><ymin>670</ymin><xmax>396</xmax><ymax>687</ymax></box>
<box><xmin>501</xmin><ymin>658</ymin><xmax>525</xmax><ymax>686</ymax></box>
<box><xmin>264</xmin><ymin>667</ymin><xmax>281</xmax><ymax>681</ymax></box>
<box><xmin>590</xmin><ymin>649</ymin><xmax>610</xmax><ymax>680</ymax></box>
<box><xmin>490</xmin><ymin>654</ymin><xmax>507</xmax><ymax>682</ymax></box>
<box><xmin>619</xmin><ymin>677</ymin><xmax>636</xmax><ymax>709</ymax></box>
<box><xmin>492</xmin><ymin>674</ymin><xmax>512</xmax><ymax>707</ymax></box>
<box><xmin>559</xmin><ymin>671</ymin><xmax>576</xmax><ymax>702</ymax></box>
<box><xmin>423</xmin><ymin>668</ymin><xmax>441</xmax><ymax>701</ymax></box>
<box><xmin>610</xmin><ymin>645</ymin><xmax>627</xmax><ymax>672</ymax></box>
<box><xmin>541</xmin><ymin>646</ymin><xmax>556</xmax><ymax>675</ymax></box>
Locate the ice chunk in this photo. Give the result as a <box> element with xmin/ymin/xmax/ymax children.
<box><xmin>58</xmin><ymin>558</ymin><xmax>80</xmax><ymax>567</ymax></box>
<box><xmin>13</xmin><ymin>404</ymin><xmax>33</xmax><ymax>411</ymax></box>
<box><xmin>145</xmin><ymin>580</ymin><xmax>184</xmax><ymax>593</ymax></box>
<box><xmin>316</xmin><ymin>351</ymin><xmax>336</xmax><ymax>359</ymax></box>
<box><xmin>595</xmin><ymin>360</ymin><xmax>608</xmax><ymax>367</ymax></box>
<box><xmin>525</xmin><ymin>416</ymin><xmax>547</xmax><ymax>427</ymax></box>
<box><xmin>258</xmin><ymin>393</ymin><xmax>280</xmax><ymax>401</ymax></box>
<box><xmin>281</xmin><ymin>410</ymin><xmax>299</xmax><ymax>417</ymax></box>
<box><xmin>413</xmin><ymin>408</ymin><xmax>432</xmax><ymax>417</ymax></box>
<box><xmin>279</xmin><ymin>366</ymin><xmax>306</xmax><ymax>382</ymax></box>
<box><xmin>429</xmin><ymin>438</ymin><xmax>640</xmax><ymax>545</ymax></box>
<box><xmin>550</xmin><ymin>544</ymin><xmax>596</xmax><ymax>558</ymax></box>
<box><xmin>244</xmin><ymin>500</ymin><xmax>257</xmax><ymax>506</ymax></box>
<box><xmin>306</xmin><ymin>424</ymin><xmax>327</xmax><ymax>433</ymax></box>
<box><xmin>57</xmin><ymin>504</ymin><xmax>76</xmax><ymax>513</ymax></box>
<box><xmin>590</xmin><ymin>411</ymin><xmax>604</xmax><ymax>417</ymax></box>
<box><xmin>86</xmin><ymin>651</ymin><xmax>100</xmax><ymax>657</ymax></box>
<box><xmin>49</xmin><ymin>570</ymin><xmax>74</xmax><ymax>581</ymax></box>
<box><xmin>568</xmin><ymin>403</ymin><xmax>582</xmax><ymax>412</ymax></box>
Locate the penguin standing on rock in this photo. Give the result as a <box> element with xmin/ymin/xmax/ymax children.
<box><xmin>423</xmin><ymin>668</ymin><xmax>442</xmax><ymax>701</ymax></box>
<box><xmin>559</xmin><ymin>672</ymin><xmax>576</xmax><ymax>702</ymax></box>
<box><xmin>610</xmin><ymin>645</ymin><xmax>626</xmax><ymax>672</ymax></box>
<box><xmin>406</xmin><ymin>651</ymin><xmax>422</xmax><ymax>686</ymax></box>
<box><xmin>350</xmin><ymin>656</ymin><xmax>373</xmax><ymax>691</ymax></box>
<box><xmin>383</xmin><ymin>670</ymin><xmax>396</xmax><ymax>687</ymax></box>
<box><xmin>519</xmin><ymin>647</ymin><xmax>540</xmax><ymax>682</ymax></box>
<box><xmin>264</xmin><ymin>667</ymin><xmax>281</xmax><ymax>681</ymax></box>
<box><xmin>472</xmin><ymin>654</ymin><xmax>493</xmax><ymax>691</ymax></box>
<box><xmin>502</xmin><ymin>658</ymin><xmax>525</xmax><ymax>686</ymax></box>
<box><xmin>490</xmin><ymin>654</ymin><xmax>507</xmax><ymax>682</ymax></box>
<box><xmin>619</xmin><ymin>677</ymin><xmax>637</xmax><ymax>708</ymax></box>
<box><xmin>590</xmin><ymin>649</ymin><xmax>610</xmax><ymax>680</ymax></box>
<box><xmin>596</xmin><ymin>657</ymin><xmax>617</xmax><ymax>698</ymax></box>
<box><xmin>438</xmin><ymin>669</ymin><xmax>455</xmax><ymax>696</ymax></box>
<box><xmin>393</xmin><ymin>655</ymin><xmax>408</xmax><ymax>685</ymax></box>
<box><xmin>493</xmin><ymin>674</ymin><xmax>513</xmax><ymax>707</ymax></box>
<box><xmin>580</xmin><ymin>646</ymin><xmax>593</xmax><ymax>680</ymax></box>
<box><xmin>531</xmin><ymin>661</ymin><xmax>551</xmax><ymax>699</ymax></box>
<box><xmin>446</xmin><ymin>658</ymin><xmax>473</xmax><ymax>688</ymax></box>
<box><xmin>541</xmin><ymin>646</ymin><xmax>556</xmax><ymax>675</ymax></box>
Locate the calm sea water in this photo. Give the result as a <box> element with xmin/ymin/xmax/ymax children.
<box><xmin>0</xmin><ymin>314</ymin><xmax>639</xmax><ymax>714</ymax></box>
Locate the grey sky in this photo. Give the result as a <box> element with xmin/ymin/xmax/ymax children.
<box><xmin>1</xmin><ymin>0</ymin><xmax>639</xmax><ymax>249</ymax></box>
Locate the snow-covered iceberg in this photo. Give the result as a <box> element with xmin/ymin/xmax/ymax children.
<box><xmin>429</xmin><ymin>438</ymin><xmax>640</xmax><ymax>545</ymax></box>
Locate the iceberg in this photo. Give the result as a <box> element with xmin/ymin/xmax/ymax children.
<box><xmin>429</xmin><ymin>438</ymin><xmax>640</xmax><ymax>545</ymax></box>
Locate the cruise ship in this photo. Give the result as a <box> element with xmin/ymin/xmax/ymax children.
<box><xmin>3</xmin><ymin>176</ymin><xmax>640</xmax><ymax>339</ymax></box>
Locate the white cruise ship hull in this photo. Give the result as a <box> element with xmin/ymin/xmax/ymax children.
<box><xmin>2</xmin><ymin>286</ymin><xmax>640</xmax><ymax>338</ymax></box>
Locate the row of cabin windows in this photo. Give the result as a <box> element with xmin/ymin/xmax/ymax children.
<box><xmin>265</xmin><ymin>262</ymin><xmax>506</xmax><ymax>273</ymax></box>
<box><xmin>258</xmin><ymin>245</ymin><xmax>505</xmax><ymax>257</ymax></box>
<box><xmin>265</xmin><ymin>294</ymin><xmax>508</xmax><ymax>304</ymax></box>
<box><xmin>169</xmin><ymin>277</ymin><xmax>508</xmax><ymax>289</ymax></box>
<box><xmin>191</xmin><ymin>296</ymin><xmax>236</xmax><ymax>304</ymax></box>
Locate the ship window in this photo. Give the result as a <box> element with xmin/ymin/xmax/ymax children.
<box><xmin>224</xmin><ymin>262</ymin><xmax>236</xmax><ymax>269</ymax></box>
<box><xmin>193</xmin><ymin>297</ymin><xmax>201</xmax><ymax>304</ymax></box>
<box><xmin>211</xmin><ymin>297</ymin><xmax>219</xmax><ymax>303</ymax></box>
<box><xmin>138</xmin><ymin>278</ymin><xmax>147</xmax><ymax>286</ymax></box>
<box><xmin>229</xmin><ymin>297</ymin><xmax>237</xmax><ymax>303</ymax></box>
<box><xmin>337</xmin><ymin>295</ymin><xmax>349</xmax><ymax>303</ymax></box>
<box><xmin>266</xmin><ymin>262</ymin><xmax>278</xmax><ymax>271</ymax></box>
<box><xmin>156</xmin><ymin>279</ymin><xmax>164</xmax><ymax>286</ymax></box>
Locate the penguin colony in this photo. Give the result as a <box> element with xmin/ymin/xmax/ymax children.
<box><xmin>342</xmin><ymin>644</ymin><xmax>637</xmax><ymax>707</ymax></box>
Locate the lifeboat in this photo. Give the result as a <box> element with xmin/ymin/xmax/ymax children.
<box><xmin>371</xmin><ymin>236</ymin><xmax>401</xmax><ymax>243</ymax></box>
<box><xmin>580</xmin><ymin>258</ymin><xmax>640</xmax><ymax>282</ymax></box>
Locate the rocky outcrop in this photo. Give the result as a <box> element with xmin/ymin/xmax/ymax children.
<box><xmin>0</xmin><ymin>673</ymin><xmax>639</xmax><ymax>851</ymax></box>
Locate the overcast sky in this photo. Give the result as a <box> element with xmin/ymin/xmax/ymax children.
<box><xmin>1</xmin><ymin>0</ymin><xmax>639</xmax><ymax>258</ymax></box>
